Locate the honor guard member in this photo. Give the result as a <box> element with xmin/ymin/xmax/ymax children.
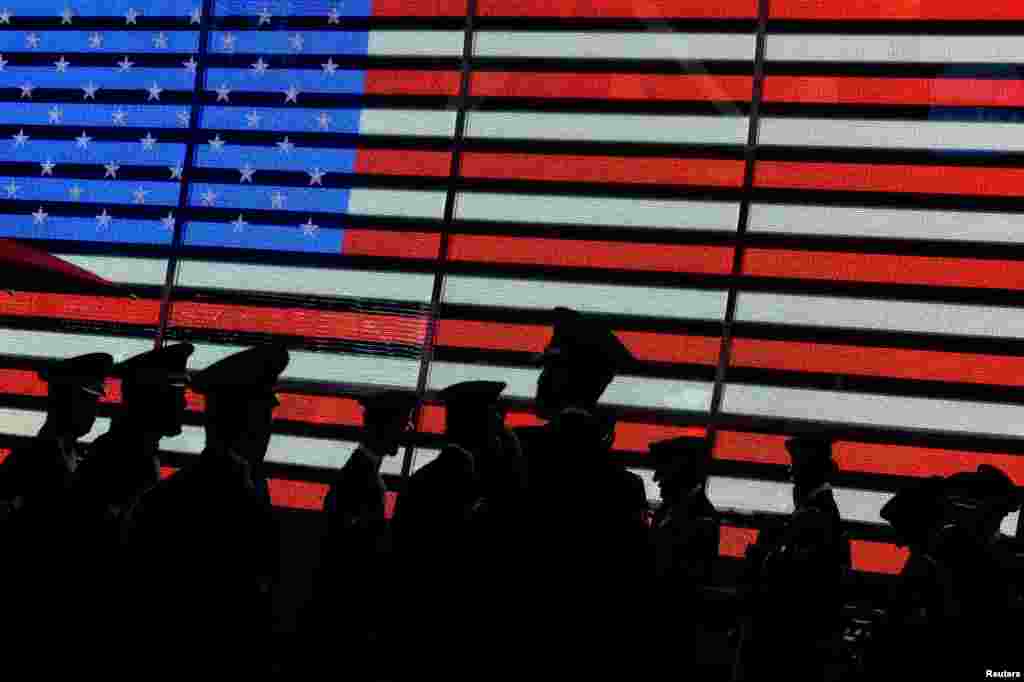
<box><xmin>125</xmin><ymin>345</ymin><xmax>288</xmax><ymax>665</ymax></box>
<box><xmin>301</xmin><ymin>390</ymin><xmax>416</xmax><ymax>663</ymax></box>
<box><xmin>648</xmin><ymin>435</ymin><xmax>720</xmax><ymax>673</ymax></box>
<box><xmin>514</xmin><ymin>308</ymin><xmax>647</xmax><ymax>676</ymax></box>
<box><xmin>736</xmin><ymin>435</ymin><xmax>850</xmax><ymax>682</ymax></box>
<box><xmin>0</xmin><ymin>352</ymin><xmax>112</xmax><ymax>628</ymax></box>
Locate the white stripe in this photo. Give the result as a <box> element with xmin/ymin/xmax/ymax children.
<box><xmin>457</xmin><ymin>192</ymin><xmax>740</xmax><ymax>231</ymax></box>
<box><xmin>737</xmin><ymin>292</ymin><xmax>1024</xmax><ymax>339</ymax></box>
<box><xmin>767</xmin><ymin>35</ymin><xmax>1024</xmax><ymax>63</ymax></box>
<box><xmin>367</xmin><ymin>30</ymin><xmax>464</xmax><ymax>56</ymax></box>
<box><xmin>444</xmin><ymin>276</ymin><xmax>727</xmax><ymax>321</ymax></box>
<box><xmin>0</xmin><ymin>330</ymin><xmax>153</xmax><ymax>363</ymax></box>
<box><xmin>466</xmin><ymin>112</ymin><xmax>748</xmax><ymax>145</ymax></box>
<box><xmin>346</xmin><ymin>188</ymin><xmax>446</xmax><ymax>219</ymax></box>
<box><xmin>175</xmin><ymin>260</ymin><xmax>434</xmax><ymax>303</ymax></box>
<box><xmin>475</xmin><ymin>32</ymin><xmax>755</xmax><ymax>61</ymax></box>
<box><xmin>359</xmin><ymin>109</ymin><xmax>457</xmax><ymax>138</ymax></box>
<box><xmin>410</xmin><ymin>448</ymin><xmax>442</xmax><ymax>473</ymax></box>
<box><xmin>428</xmin><ymin>362</ymin><xmax>712</xmax><ymax>412</ymax></box>
<box><xmin>188</xmin><ymin>342</ymin><xmax>421</xmax><ymax>389</ymax></box>
<box><xmin>749</xmin><ymin>203</ymin><xmax>1024</xmax><ymax>244</ymax></box>
<box><xmin>723</xmin><ymin>384</ymin><xmax>1024</xmax><ymax>439</ymax></box>
<box><xmin>56</xmin><ymin>255</ymin><xmax>169</xmax><ymax>287</ymax></box>
<box><xmin>760</xmin><ymin>117</ymin><xmax>1024</xmax><ymax>152</ymax></box>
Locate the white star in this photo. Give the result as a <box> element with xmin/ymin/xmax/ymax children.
<box><xmin>221</xmin><ymin>33</ymin><xmax>236</xmax><ymax>51</ymax></box>
<box><xmin>147</xmin><ymin>82</ymin><xmax>163</xmax><ymax>101</ymax></box>
<box><xmin>117</xmin><ymin>56</ymin><xmax>134</xmax><ymax>71</ymax></box>
<box><xmin>176</xmin><ymin>110</ymin><xmax>190</xmax><ymax>126</ymax></box>
<box><xmin>258</xmin><ymin>7</ymin><xmax>272</xmax><ymax>24</ymax></box>
<box><xmin>307</xmin><ymin>168</ymin><xmax>325</xmax><ymax>186</ymax></box>
<box><xmin>132</xmin><ymin>187</ymin><xmax>149</xmax><ymax>204</ymax></box>
<box><xmin>25</xmin><ymin>33</ymin><xmax>39</xmax><ymax>48</ymax></box>
<box><xmin>125</xmin><ymin>8</ymin><xmax>140</xmax><ymax>24</ymax></box>
<box><xmin>54</xmin><ymin>56</ymin><xmax>70</xmax><ymax>72</ymax></box>
<box><xmin>82</xmin><ymin>81</ymin><xmax>99</xmax><ymax>99</ymax></box>
<box><xmin>169</xmin><ymin>164</ymin><xmax>183</xmax><ymax>180</ymax></box>
<box><xmin>328</xmin><ymin>7</ymin><xmax>341</xmax><ymax>23</ymax></box>
<box><xmin>190</xmin><ymin>7</ymin><xmax>201</xmax><ymax>24</ymax></box>
<box><xmin>0</xmin><ymin>9</ymin><xmax>11</xmax><ymax>24</ymax></box>
<box><xmin>200</xmin><ymin>189</ymin><xmax>217</xmax><ymax>206</ymax></box>
<box><xmin>216</xmin><ymin>83</ymin><xmax>231</xmax><ymax>102</ymax></box>
<box><xmin>88</xmin><ymin>33</ymin><xmax>103</xmax><ymax>49</ymax></box>
<box><xmin>208</xmin><ymin>134</ymin><xmax>226</xmax><ymax>152</ymax></box>
<box><xmin>183</xmin><ymin>56</ymin><xmax>198</xmax><ymax>74</ymax></box>
<box><xmin>104</xmin><ymin>162</ymin><xmax>119</xmax><ymax>178</ymax></box>
<box><xmin>322</xmin><ymin>57</ymin><xmax>338</xmax><ymax>76</ymax></box>
<box><xmin>302</xmin><ymin>218</ymin><xmax>319</xmax><ymax>237</ymax></box>
<box><xmin>68</xmin><ymin>184</ymin><xmax>82</xmax><ymax>200</ymax></box>
<box><xmin>161</xmin><ymin>212</ymin><xmax>175</xmax><ymax>230</ymax></box>
<box><xmin>245</xmin><ymin>111</ymin><xmax>262</xmax><ymax>128</ymax></box>
<box><xmin>5</xmin><ymin>180</ymin><xmax>19</xmax><ymax>197</ymax></box>
<box><xmin>276</xmin><ymin>137</ymin><xmax>295</xmax><ymax>154</ymax></box>
<box><xmin>32</xmin><ymin>207</ymin><xmax>48</xmax><ymax>224</ymax></box>
<box><xmin>75</xmin><ymin>131</ymin><xmax>92</xmax><ymax>149</ymax></box>
<box><xmin>231</xmin><ymin>214</ymin><xmax>247</xmax><ymax>232</ymax></box>
<box><xmin>270</xmin><ymin>191</ymin><xmax>286</xmax><ymax>209</ymax></box>
<box><xmin>40</xmin><ymin>159</ymin><xmax>55</xmax><ymax>176</ymax></box>
<box><xmin>284</xmin><ymin>84</ymin><xmax>299</xmax><ymax>103</ymax></box>
<box><xmin>140</xmin><ymin>132</ymin><xmax>157</xmax><ymax>150</ymax></box>
<box><xmin>12</xmin><ymin>129</ymin><xmax>28</xmax><ymax>146</ymax></box>
<box><xmin>60</xmin><ymin>6</ymin><xmax>73</xmax><ymax>24</ymax></box>
<box><xmin>239</xmin><ymin>164</ymin><xmax>255</xmax><ymax>183</ymax></box>
<box><xmin>0</xmin><ymin>54</ymin><xmax>7</xmax><ymax>71</ymax></box>
<box><xmin>251</xmin><ymin>57</ymin><xmax>269</xmax><ymax>75</ymax></box>
<box><xmin>153</xmin><ymin>32</ymin><xmax>169</xmax><ymax>49</ymax></box>
<box><xmin>47</xmin><ymin>106</ymin><xmax>62</xmax><ymax>124</ymax></box>
<box><xmin>111</xmin><ymin>109</ymin><xmax>127</xmax><ymax>125</ymax></box>
<box><xmin>96</xmin><ymin>209</ymin><xmax>112</xmax><ymax>229</ymax></box>
<box><xmin>289</xmin><ymin>34</ymin><xmax>304</xmax><ymax>51</ymax></box>
<box><xmin>19</xmin><ymin>83</ymin><xmax>33</xmax><ymax>98</ymax></box>
<box><xmin>316</xmin><ymin>112</ymin><xmax>332</xmax><ymax>130</ymax></box>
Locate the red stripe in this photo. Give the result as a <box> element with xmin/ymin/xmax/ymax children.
<box><xmin>462</xmin><ymin>153</ymin><xmax>746</xmax><ymax>187</ymax></box>
<box><xmin>354</xmin><ymin>149</ymin><xmax>452</xmax><ymax>177</ymax></box>
<box><xmin>342</xmin><ymin>229</ymin><xmax>441</xmax><ymax>259</ymax></box>
<box><xmin>756</xmin><ymin>161</ymin><xmax>1024</xmax><ymax>197</ymax></box>
<box><xmin>732</xmin><ymin>338</ymin><xmax>1024</xmax><ymax>388</ymax></box>
<box><xmin>170</xmin><ymin>302</ymin><xmax>428</xmax><ymax>346</ymax></box>
<box><xmin>449</xmin><ymin>235</ymin><xmax>734</xmax><ymax>275</ymax></box>
<box><xmin>0</xmin><ymin>448</ymin><xmax>9</xmax><ymax>465</ymax></box>
<box><xmin>472</xmin><ymin>72</ymin><xmax>753</xmax><ymax>101</ymax></box>
<box><xmin>363</xmin><ymin>70</ymin><xmax>462</xmax><ymax>96</ymax></box>
<box><xmin>744</xmin><ymin>248</ymin><xmax>1024</xmax><ymax>290</ymax></box>
<box><xmin>715</xmin><ymin>431</ymin><xmax>1024</xmax><ymax>483</ymax></box>
<box><xmin>771</xmin><ymin>0</ymin><xmax>1024</xmax><ymax>20</ymax></box>
<box><xmin>477</xmin><ymin>0</ymin><xmax>756</xmax><ymax>18</ymax></box>
<box><xmin>0</xmin><ymin>293</ymin><xmax>159</xmax><ymax>325</ymax></box>
<box><xmin>371</xmin><ymin>0</ymin><xmax>468</xmax><ymax>16</ymax></box>
<box><xmin>720</xmin><ymin>525</ymin><xmax>759</xmax><ymax>558</ymax></box>
<box><xmin>721</xmin><ymin>526</ymin><xmax>904</xmax><ymax>574</ymax></box>
<box><xmin>764</xmin><ymin>76</ymin><xmax>1024</xmax><ymax>108</ymax></box>
<box><xmin>435</xmin><ymin>319</ymin><xmax>721</xmax><ymax>365</ymax></box>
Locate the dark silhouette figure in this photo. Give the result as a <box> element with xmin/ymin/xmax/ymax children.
<box><xmin>512</xmin><ymin>307</ymin><xmax>647</xmax><ymax>676</ymax></box>
<box><xmin>648</xmin><ymin>435</ymin><xmax>720</xmax><ymax>674</ymax></box>
<box><xmin>734</xmin><ymin>435</ymin><xmax>850</xmax><ymax>682</ymax></box>
<box><xmin>0</xmin><ymin>352</ymin><xmax>112</xmax><ymax>630</ymax></box>
<box><xmin>123</xmin><ymin>344</ymin><xmax>287</xmax><ymax>670</ymax></box>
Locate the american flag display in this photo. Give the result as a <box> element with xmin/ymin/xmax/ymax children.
<box><xmin>0</xmin><ymin>0</ymin><xmax>1022</xmax><ymax>578</ymax></box>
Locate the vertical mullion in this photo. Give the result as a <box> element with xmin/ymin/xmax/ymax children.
<box><xmin>154</xmin><ymin>0</ymin><xmax>215</xmax><ymax>349</ymax></box>
<box><xmin>400</xmin><ymin>0</ymin><xmax>479</xmax><ymax>481</ymax></box>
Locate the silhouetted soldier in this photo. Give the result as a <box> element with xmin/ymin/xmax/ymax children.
<box><xmin>69</xmin><ymin>342</ymin><xmax>193</xmax><ymax>627</ymax></box>
<box><xmin>124</xmin><ymin>344</ymin><xmax>287</xmax><ymax>668</ymax></box>
<box><xmin>735</xmin><ymin>436</ymin><xmax>850</xmax><ymax>682</ymax></box>
<box><xmin>300</xmin><ymin>390</ymin><xmax>416</xmax><ymax>674</ymax></box>
<box><xmin>512</xmin><ymin>308</ymin><xmax>647</xmax><ymax>675</ymax></box>
<box><xmin>0</xmin><ymin>352</ymin><xmax>112</xmax><ymax>628</ymax></box>
<box><xmin>648</xmin><ymin>435</ymin><xmax>720</xmax><ymax>673</ymax></box>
